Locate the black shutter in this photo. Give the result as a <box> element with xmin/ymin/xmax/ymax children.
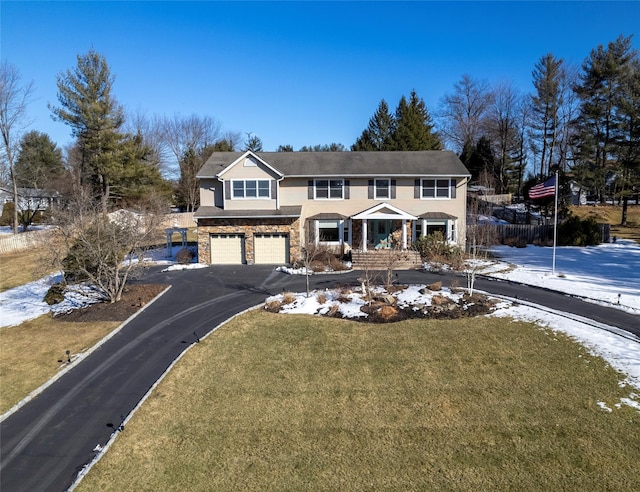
<box><xmin>391</xmin><ymin>179</ymin><xmax>396</xmax><ymax>199</ymax></box>
<box><xmin>368</xmin><ymin>180</ymin><xmax>374</xmax><ymax>199</ymax></box>
<box><xmin>271</xmin><ymin>180</ymin><xmax>277</xmax><ymax>199</ymax></box>
<box><xmin>414</xmin><ymin>179</ymin><xmax>420</xmax><ymax>199</ymax></box>
<box><xmin>450</xmin><ymin>179</ymin><xmax>456</xmax><ymax>198</ymax></box>
<box><xmin>308</xmin><ymin>180</ymin><xmax>314</xmax><ymax>199</ymax></box>
<box><xmin>225</xmin><ymin>180</ymin><xmax>231</xmax><ymax>199</ymax></box>
<box><xmin>345</xmin><ymin>180</ymin><xmax>350</xmax><ymax>199</ymax></box>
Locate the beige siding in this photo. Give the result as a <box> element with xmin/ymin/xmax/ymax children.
<box><xmin>222</xmin><ymin>156</ymin><xmax>280</xmax><ymax>180</ymax></box>
<box><xmin>199</xmin><ymin>178</ymin><xmax>222</xmax><ymax>207</ymax></box>
<box><xmin>279</xmin><ymin>177</ymin><xmax>467</xmax><ymax>248</ymax></box>
<box><xmin>281</xmin><ymin>177</ymin><xmax>467</xmax><ymax>217</ymax></box>
<box><xmin>221</xmin><ymin>157</ymin><xmax>279</xmax><ymax>210</ymax></box>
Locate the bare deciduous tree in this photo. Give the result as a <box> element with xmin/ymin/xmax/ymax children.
<box><xmin>438</xmin><ymin>74</ymin><xmax>494</xmax><ymax>153</ymax></box>
<box><xmin>0</xmin><ymin>62</ymin><xmax>34</xmax><ymax>233</ymax></box>
<box><xmin>50</xmin><ymin>190</ymin><xmax>168</xmax><ymax>303</ymax></box>
<box><xmin>159</xmin><ymin>114</ymin><xmax>223</xmax><ymax>211</ymax></box>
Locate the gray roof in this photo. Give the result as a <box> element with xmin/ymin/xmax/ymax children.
<box><xmin>419</xmin><ymin>212</ymin><xmax>457</xmax><ymax>220</ymax></box>
<box><xmin>197</xmin><ymin>151</ymin><xmax>470</xmax><ymax>178</ymax></box>
<box><xmin>194</xmin><ymin>206</ymin><xmax>302</xmax><ymax>219</ymax></box>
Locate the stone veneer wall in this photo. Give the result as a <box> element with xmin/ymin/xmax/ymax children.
<box><xmin>197</xmin><ymin>217</ymin><xmax>301</xmax><ymax>264</ymax></box>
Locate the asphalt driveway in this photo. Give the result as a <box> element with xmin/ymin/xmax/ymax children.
<box><xmin>1</xmin><ymin>266</ymin><xmax>638</xmax><ymax>492</ymax></box>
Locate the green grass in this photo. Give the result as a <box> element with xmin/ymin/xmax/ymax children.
<box><xmin>78</xmin><ymin>311</ymin><xmax>640</xmax><ymax>491</ymax></box>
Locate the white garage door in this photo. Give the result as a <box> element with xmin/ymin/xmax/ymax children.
<box><xmin>254</xmin><ymin>233</ymin><xmax>289</xmax><ymax>264</ymax></box>
<box><xmin>210</xmin><ymin>234</ymin><xmax>244</xmax><ymax>264</ymax></box>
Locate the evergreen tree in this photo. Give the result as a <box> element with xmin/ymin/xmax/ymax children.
<box><xmin>277</xmin><ymin>144</ymin><xmax>294</xmax><ymax>152</ymax></box>
<box><xmin>531</xmin><ymin>53</ymin><xmax>565</xmax><ymax>177</ymax></box>
<box><xmin>114</xmin><ymin>132</ymin><xmax>172</xmax><ymax>207</ymax></box>
<box><xmin>390</xmin><ymin>91</ymin><xmax>441</xmax><ymax>151</ymax></box>
<box><xmin>467</xmin><ymin>136</ymin><xmax>495</xmax><ymax>184</ymax></box>
<box><xmin>299</xmin><ymin>143</ymin><xmax>345</xmax><ymax>152</ymax></box>
<box><xmin>243</xmin><ymin>132</ymin><xmax>263</xmax><ymax>152</ymax></box>
<box><xmin>49</xmin><ymin>50</ymin><xmax>125</xmax><ymax>209</ymax></box>
<box><xmin>211</xmin><ymin>138</ymin><xmax>235</xmax><ymax>151</ymax></box>
<box><xmin>14</xmin><ymin>131</ymin><xmax>65</xmax><ymax>189</ymax></box>
<box><xmin>573</xmin><ymin>35</ymin><xmax>637</xmax><ymax>200</ymax></box>
<box><xmin>615</xmin><ymin>56</ymin><xmax>640</xmax><ymax>225</ymax></box>
<box><xmin>351</xmin><ymin>99</ymin><xmax>394</xmax><ymax>151</ymax></box>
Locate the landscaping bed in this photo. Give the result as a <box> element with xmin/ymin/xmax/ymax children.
<box><xmin>54</xmin><ymin>283</ymin><xmax>168</xmax><ymax>322</ymax></box>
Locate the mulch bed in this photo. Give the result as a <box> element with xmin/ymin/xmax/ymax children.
<box><xmin>54</xmin><ymin>284</ymin><xmax>169</xmax><ymax>322</ymax></box>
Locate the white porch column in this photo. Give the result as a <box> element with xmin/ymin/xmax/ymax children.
<box><xmin>362</xmin><ymin>219</ymin><xmax>368</xmax><ymax>252</ymax></box>
<box><xmin>401</xmin><ymin>219</ymin><xmax>407</xmax><ymax>249</ymax></box>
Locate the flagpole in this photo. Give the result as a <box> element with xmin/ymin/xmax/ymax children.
<box><xmin>552</xmin><ymin>171</ymin><xmax>558</xmax><ymax>275</ymax></box>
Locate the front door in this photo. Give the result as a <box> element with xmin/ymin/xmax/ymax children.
<box><xmin>371</xmin><ymin>219</ymin><xmax>392</xmax><ymax>249</ymax></box>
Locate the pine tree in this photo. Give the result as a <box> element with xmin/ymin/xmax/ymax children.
<box><xmin>352</xmin><ymin>99</ymin><xmax>394</xmax><ymax>151</ymax></box>
<box><xmin>573</xmin><ymin>35</ymin><xmax>638</xmax><ymax>201</ymax></box>
<box><xmin>49</xmin><ymin>50</ymin><xmax>125</xmax><ymax>209</ymax></box>
<box><xmin>531</xmin><ymin>53</ymin><xmax>564</xmax><ymax>178</ymax></box>
<box><xmin>390</xmin><ymin>91</ymin><xmax>441</xmax><ymax>151</ymax></box>
<box><xmin>15</xmin><ymin>131</ymin><xmax>65</xmax><ymax>189</ymax></box>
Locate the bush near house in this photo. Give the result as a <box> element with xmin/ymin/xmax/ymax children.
<box><xmin>413</xmin><ymin>231</ymin><xmax>464</xmax><ymax>268</ymax></box>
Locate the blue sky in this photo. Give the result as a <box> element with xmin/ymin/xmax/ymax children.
<box><xmin>2</xmin><ymin>1</ymin><xmax>638</xmax><ymax>154</ymax></box>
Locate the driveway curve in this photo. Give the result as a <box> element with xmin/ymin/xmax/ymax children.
<box><xmin>1</xmin><ymin>266</ymin><xmax>638</xmax><ymax>492</ymax></box>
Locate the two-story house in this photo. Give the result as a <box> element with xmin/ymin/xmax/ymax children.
<box><xmin>194</xmin><ymin>150</ymin><xmax>470</xmax><ymax>265</ymax></box>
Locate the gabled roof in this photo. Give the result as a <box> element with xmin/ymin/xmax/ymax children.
<box><xmin>197</xmin><ymin>151</ymin><xmax>470</xmax><ymax>179</ymax></box>
<box><xmin>351</xmin><ymin>202</ymin><xmax>417</xmax><ymax>220</ymax></box>
<box><xmin>215</xmin><ymin>151</ymin><xmax>284</xmax><ymax>179</ymax></box>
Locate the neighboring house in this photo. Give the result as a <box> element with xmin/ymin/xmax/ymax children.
<box><xmin>568</xmin><ymin>180</ymin><xmax>588</xmax><ymax>205</ymax></box>
<box><xmin>194</xmin><ymin>151</ymin><xmax>470</xmax><ymax>265</ymax></box>
<box><xmin>0</xmin><ymin>187</ymin><xmax>62</xmax><ymax>213</ymax></box>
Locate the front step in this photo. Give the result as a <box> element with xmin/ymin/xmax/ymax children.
<box><xmin>351</xmin><ymin>249</ymin><xmax>422</xmax><ymax>270</ymax></box>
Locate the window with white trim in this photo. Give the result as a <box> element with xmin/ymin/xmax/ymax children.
<box><xmin>374</xmin><ymin>179</ymin><xmax>390</xmax><ymax>199</ymax></box>
<box><xmin>317</xmin><ymin>220</ymin><xmax>341</xmax><ymax>243</ymax></box>
<box><xmin>314</xmin><ymin>179</ymin><xmax>344</xmax><ymax>199</ymax></box>
<box><xmin>232</xmin><ymin>179</ymin><xmax>270</xmax><ymax>199</ymax></box>
<box><xmin>421</xmin><ymin>179</ymin><xmax>450</xmax><ymax>199</ymax></box>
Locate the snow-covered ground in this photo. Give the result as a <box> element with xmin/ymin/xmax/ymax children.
<box><xmin>1</xmin><ymin>240</ymin><xmax>639</xmax><ymax>401</ymax></box>
<box><xmin>0</xmin><ymin>245</ymin><xmax>205</xmax><ymax>328</ymax></box>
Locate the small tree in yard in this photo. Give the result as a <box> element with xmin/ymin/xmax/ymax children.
<box><xmin>463</xmin><ymin>211</ymin><xmax>499</xmax><ymax>296</ymax></box>
<box><xmin>51</xmin><ymin>191</ymin><xmax>166</xmax><ymax>303</ymax></box>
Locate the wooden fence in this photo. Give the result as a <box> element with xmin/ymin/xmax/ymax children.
<box><xmin>0</xmin><ymin>213</ymin><xmax>197</xmax><ymax>255</ymax></box>
<box><xmin>0</xmin><ymin>229</ymin><xmax>52</xmax><ymax>254</ymax></box>
<box><xmin>468</xmin><ymin>223</ymin><xmax>611</xmax><ymax>246</ymax></box>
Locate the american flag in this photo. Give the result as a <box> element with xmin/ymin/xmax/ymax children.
<box><xmin>528</xmin><ymin>175</ymin><xmax>556</xmax><ymax>199</ymax></box>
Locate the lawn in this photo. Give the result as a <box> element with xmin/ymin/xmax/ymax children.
<box><xmin>77</xmin><ymin>310</ymin><xmax>639</xmax><ymax>491</ymax></box>
<box><xmin>569</xmin><ymin>204</ymin><xmax>640</xmax><ymax>243</ymax></box>
<box><xmin>0</xmin><ymin>246</ymin><xmax>57</xmax><ymax>293</ymax></box>
<box><xmin>0</xmin><ymin>315</ymin><xmax>119</xmax><ymax>414</ymax></box>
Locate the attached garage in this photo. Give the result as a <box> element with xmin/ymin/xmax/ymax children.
<box><xmin>210</xmin><ymin>234</ymin><xmax>245</xmax><ymax>264</ymax></box>
<box><xmin>254</xmin><ymin>233</ymin><xmax>289</xmax><ymax>264</ymax></box>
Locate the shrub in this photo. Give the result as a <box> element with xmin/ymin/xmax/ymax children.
<box><xmin>0</xmin><ymin>202</ymin><xmax>15</xmax><ymax>226</ymax></box>
<box><xmin>282</xmin><ymin>292</ymin><xmax>296</xmax><ymax>305</ymax></box>
<box><xmin>44</xmin><ymin>283</ymin><xmax>66</xmax><ymax>305</ymax></box>
<box><xmin>413</xmin><ymin>231</ymin><xmax>463</xmax><ymax>265</ymax></box>
<box><xmin>61</xmin><ymin>218</ymin><xmax>128</xmax><ymax>283</ymax></box>
<box><xmin>503</xmin><ymin>236</ymin><xmax>527</xmax><ymax>248</ymax></box>
<box><xmin>175</xmin><ymin>247</ymin><xmax>195</xmax><ymax>264</ymax></box>
<box><xmin>557</xmin><ymin>215</ymin><xmax>601</xmax><ymax>246</ymax></box>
